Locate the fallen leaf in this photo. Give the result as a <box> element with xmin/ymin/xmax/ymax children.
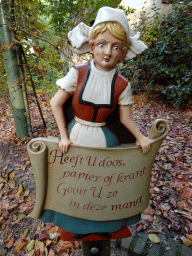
<box><xmin>48</xmin><ymin>249</ymin><xmax>55</xmax><ymax>256</ymax></box>
<box><xmin>49</xmin><ymin>232</ymin><xmax>57</xmax><ymax>240</ymax></box>
<box><xmin>35</xmin><ymin>240</ymin><xmax>45</xmax><ymax>252</ymax></box>
<box><xmin>188</xmin><ymin>223</ymin><xmax>192</xmax><ymax>231</ymax></box>
<box><xmin>180</xmin><ymin>189</ymin><xmax>192</xmax><ymax>199</ymax></box>
<box><xmin>34</xmin><ymin>249</ymin><xmax>40</xmax><ymax>256</ymax></box>
<box><xmin>161</xmin><ymin>203</ymin><xmax>171</xmax><ymax>211</ymax></box>
<box><xmin>186</xmin><ymin>234</ymin><xmax>192</xmax><ymax>241</ymax></box>
<box><xmin>15</xmin><ymin>184</ymin><xmax>23</xmax><ymax>197</ymax></box>
<box><xmin>73</xmin><ymin>241</ymin><xmax>80</xmax><ymax>249</ymax></box>
<box><xmin>2</xmin><ymin>202</ymin><xmax>10</xmax><ymax>210</ymax></box>
<box><xmin>142</xmin><ymin>213</ymin><xmax>154</xmax><ymax>222</ymax></box>
<box><xmin>182</xmin><ymin>134</ymin><xmax>190</xmax><ymax>140</ymax></box>
<box><xmin>163</xmin><ymin>211</ymin><xmax>168</xmax><ymax>218</ymax></box>
<box><xmin>63</xmin><ymin>242</ymin><xmax>73</xmax><ymax>250</ymax></box>
<box><xmin>148</xmin><ymin>227</ymin><xmax>162</xmax><ymax>234</ymax></box>
<box><xmin>46</xmin><ymin>239</ymin><xmax>52</xmax><ymax>247</ymax></box>
<box><xmin>26</xmin><ymin>250</ymin><xmax>35</xmax><ymax>256</ymax></box>
<box><xmin>10</xmin><ymin>172</ymin><xmax>15</xmax><ymax>179</ymax></box>
<box><xmin>15</xmin><ymin>240</ymin><xmax>28</xmax><ymax>252</ymax></box>
<box><xmin>26</xmin><ymin>240</ymin><xmax>35</xmax><ymax>252</ymax></box>
<box><xmin>5</xmin><ymin>236</ymin><xmax>14</xmax><ymax>248</ymax></box>
<box><xmin>18</xmin><ymin>214</ymin><xmax>26</xmax><ymax>221</ymax></box>
<box><xmin>143</xmin><ymin>207</ymin><xmax>155</xmax><ymax>215</ymax></box>
<box><xmin>175</xmin><ymin>210</ymin><xmax>192</xmax><ymax>220</ymax></box>
<box><xmin>153</xmin><ymin>187</ymin><xmax>160</xmax><ymax>192</ymax></box>
<box><xmin>48</xmin><ymin>226</ymin><xmax>59</xmax><ymax>233</ymax></box>
<box><xmin>23</xmin><ymin>229</ymin><xmax>29</xmax><ymax>237</ymax></box>
<box><xmin>183</xmin><ymin>237</ymin><xmax>192</xmax><ymax>246</ymax></box>
<box><xmin>24</xmin><ymin>189</ymin><xmax>30</xmax><ymax>197</ymax></box>
<box><xmin>149</xmin><ymin>233</ymin><xmax>160</xmax><ymax>243</ymax></box>
<box><xmin>37</xmin><ymin>232</ymin><xmax>49</xmax><ymax>241</ymax></box>
<box><xmin>0</xmin><ymin>216</ymin><xmax>6</xmax><ymax>224</ymax></box>
<box><xmin>58</xmin><ymin>251</ymin><xmax>70</xmax><ymax>256</ymax></box>
<box><xmin>7</xmin><ymin>204</ymin><xmax>18</xmax><ymax>210</ymax></box>
<box><xmin>0</xmin><ymin>222</ymin><xmax>6</xmax><ymax>230</ymax></box>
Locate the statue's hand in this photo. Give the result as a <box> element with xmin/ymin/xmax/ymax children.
<box><xmin>136</xmin><ymin>136</ymin><xmax>151</xmax><ymax>155</ymax></box>
<box><xmin>59</xmin><ymin>137</ymin><xmax>72</xmax><ymax>153</ymax></box>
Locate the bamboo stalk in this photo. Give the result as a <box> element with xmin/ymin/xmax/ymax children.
<box><xmin>16</xmin><ymin>44</ymin><xmax>33</xmax><ymax>138</ymax></box>
<box><xmin>0</xmin><ymin>0</ymin><xmax>28</xmax><ymax>138</ymax></box>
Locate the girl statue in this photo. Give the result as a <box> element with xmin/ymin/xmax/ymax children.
<box><xmin>42</xmin><ymin>6</ymin><xmax>150</xmax><ymax>238</ymax></box>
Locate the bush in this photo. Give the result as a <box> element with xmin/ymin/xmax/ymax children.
<box><xmin>120</xmin><ymin>0</ymin><xmax>192</xmax><ymax>107</ymax></box>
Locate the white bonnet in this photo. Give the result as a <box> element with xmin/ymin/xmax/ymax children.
<box><xmin>68</xmin><ymin>6</ymin><xmax>148</xmax><ymax>60</ymax></box>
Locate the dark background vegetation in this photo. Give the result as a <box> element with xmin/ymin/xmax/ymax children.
<box><xmin>119</xmin><ymin>0</ymin><xmax>192</xmax><ymax>108</ymax></box>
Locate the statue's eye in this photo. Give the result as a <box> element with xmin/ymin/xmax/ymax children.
<box><xmin>114</xmin><ymin>46</ymin><xmax>120</xmax><ymax>51</ymax></box>
<box><xmin>98</xmin><ymin>43</ymin><xmax>104</xmax><ymax>48</ymax></box>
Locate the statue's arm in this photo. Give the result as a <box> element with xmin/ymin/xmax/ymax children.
<box><xmin>50</xmin><ymin>88</ymin><xmax>72</xmax><ymax>153</ymax></box>
<box><xmin>119</xmin><ymin>105</ymin><xmax>150</xmax><ymax>154</ymax></box>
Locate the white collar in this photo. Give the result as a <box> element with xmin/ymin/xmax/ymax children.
<box><xmin>90</xmin><ymin>59</ymin><xmax>117</xmax><ymax>76</ymax></box>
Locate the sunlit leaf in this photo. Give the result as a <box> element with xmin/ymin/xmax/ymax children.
<box><xmin>23</xmin><ymin>229</ymin><xmax>29</xmax><ymax>237</ymax></box>
<box><xmin>186</xmin><ymin>234</ymin><xmax>192</xmax><ymax>241</ymax></box>
<box><xmin>149</xmin><ymin>233</ymin><xmax>160</xmax><ymax>243</ymax></box>
<box><xmin>48</xmin><ymin>226</ymin><xmax>59</xmax><ymax>234</ymax></box>
<box><xmin>35</xmin><ymin>240</ymin><xmax>45</xmax><ymax>252</ymax></box>
<box><xmin>49</xmin><ymin>232</ymin><xmax>57</xmax><ymax>240</ymax></box>
<box><xmin>15</xmin><ymin>184</ymin><xmax>23</xmax><ymax>197</ymax></box>
<box><xmin>46</xmin><ymin>239</ymin><xmax>52</xmax><ymax>247</ymax></box>
<box><xmin>15</xmin><ymin>240</ymin><xmax>28</xmax><ymax>252</ymax></box>
<box><xmin>18</xmin><ymin>214</ymin><xmax>26</xmax><ymax>221</ymax></box>
<box><xmin>183</xmin><ymin>237</ymin><xmax>192</xmax><ymax>246</ymax></box>
<box><xmin>26</xmin><ymin>240</ymin><xmax>35</xmax><ymax>252</ymax></box>
<box><xmin>2</xmin><ymin>43</ymin><xmax>10</xmax><ymax>51</ymax></box>
<box><xmin>62</xmin><ymin>242</ymin><xmax>73</xmax><ymax>250</ymax></box>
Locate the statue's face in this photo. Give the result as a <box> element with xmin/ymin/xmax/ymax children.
<box><xmin>90</xmin><ymin>30</ymin><xmax>127</xmax><ymax>71</ymax></box>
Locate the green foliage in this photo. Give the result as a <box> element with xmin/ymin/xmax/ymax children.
<box><xmin>132</xmin><ymin>2</ymin><xmax>161</xmax><ymax>45</ymax></box>
<box><xmin>0</xmin><ymin>50</ymin><xmax>7</xmax><ymax>91</ymax></box>
<box><xmin>1</xmin><ymin>0</ymin><xmax>135</xmax><ymax>96</ymax></box>
<box><xmin>41</xmin><ymin>0</ymin><xmax>135</xmax><ymax>34</ymax></box>
<box><xmin>120</xmin><ymin>0</ymin><xmax>192</xmax><ymax>107</ymax></box>
<box><xmin>1</xmin><ymin>0</ymin><xmax>69</xmax><ymax>95</ymax></box>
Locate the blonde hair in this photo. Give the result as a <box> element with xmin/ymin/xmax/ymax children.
<box><xmin>91</xmin><ymin>21</ymin><xmax>131</xmax><ymax>47</ymax></box>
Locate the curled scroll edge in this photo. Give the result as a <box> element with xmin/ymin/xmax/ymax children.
<box><xmin>148</xmin><ymin>119</ymin><xmax>169</xmax><ymax>141</ymax></box>
<box><xmin>27</xmin><ymin>139</ymin><xmax>47</xmax><ymax>218</ymax></box>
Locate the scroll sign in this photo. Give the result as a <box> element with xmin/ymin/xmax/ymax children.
<box><xmin>28</xmin><ymin>119</ymin><xmax>168</xmax><ymax>221</ymax></box>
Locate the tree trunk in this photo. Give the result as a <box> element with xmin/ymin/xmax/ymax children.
<box><xmin>0</xmin><ymin>0</ymin><xmax>28</xmax><ymax>138</ymax></box>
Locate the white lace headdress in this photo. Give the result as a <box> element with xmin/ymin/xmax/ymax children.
<box><xmin>68</xmin><ymin>6</ymin><xmax>148</xmax><ymax>60</ymax></box>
